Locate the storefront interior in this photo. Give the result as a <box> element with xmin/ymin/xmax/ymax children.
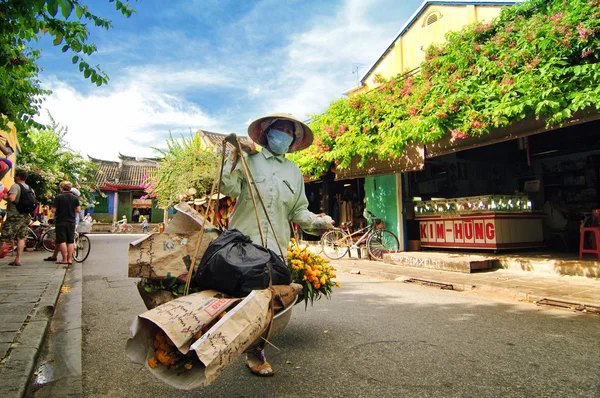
<box><xmin>406</xmin><ymin>118</ymin><xmax>600</xmax><ymax>253</ymax></box>
<box><xmin>302</xmin><ymin>176</ymin><xmax>366</xmax><ymax>241</ymax></box>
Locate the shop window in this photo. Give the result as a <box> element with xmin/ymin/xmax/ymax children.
<box><xmin>94</xmin><ymin>195</ymin><xmax>109</xmax><ymax>213</ymax></box>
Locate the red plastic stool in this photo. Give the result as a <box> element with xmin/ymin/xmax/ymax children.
<box><xmin>579</xmin><ymin>227</ymin><xmax>600</xmax><ymax>260</ymax></box>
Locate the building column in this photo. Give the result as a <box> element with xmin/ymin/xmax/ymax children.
<box><xmin>396</xmin><ymin>173</ymin><xmax>405</xmax><ymax>252</ymax></box>
<box><xmin>113</xmin><ymin>191</ymin><xmax>119</xmax><ymax>224</ymax></box>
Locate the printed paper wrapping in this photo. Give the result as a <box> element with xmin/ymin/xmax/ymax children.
<box><xmin>126</xmin><ymin>289</ymin><xmax>272</xmax><ymax>390</ymax></box>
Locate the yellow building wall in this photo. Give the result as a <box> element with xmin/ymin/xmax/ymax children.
<box><xmin>351</xmin><ymin>4</ymin><xmax>506</xmax><ymax>96</ymax></box>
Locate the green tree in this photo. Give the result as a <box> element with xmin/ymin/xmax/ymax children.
<box><xmin>0</xmin><ymin>0</ymin><xmax>135</xmax><ymax>133</ymax></box>
<box><xmin>17</xmin><ymin>115</ymin><xmax>98</xmax><ymax>206</ymax></box>
<box><xmin>143</xmin><ymin>133</ymin><xmax>219</xmax><ymax>209</ymax></box>
<box><xmin>289</xmin><ymin>0</ymin><xmax>600</xmax><ymax>178</ymax></box>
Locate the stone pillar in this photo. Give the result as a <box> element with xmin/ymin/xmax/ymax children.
<box><xmin>113</xmin><ymin>191</ymin><xmax>119</xmax><ymax>224</ymax></box>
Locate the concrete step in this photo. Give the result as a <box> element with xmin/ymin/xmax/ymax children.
<box><xmin>384</xmin><ymin>251</ymin><xmax>495</xmax><ymax>273</ymax></box>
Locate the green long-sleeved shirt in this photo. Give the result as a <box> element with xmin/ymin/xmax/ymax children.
<box><xmin>220</xmin><ymin>150</ymin><xmax>322</xmax><ymax>255</ymax></box>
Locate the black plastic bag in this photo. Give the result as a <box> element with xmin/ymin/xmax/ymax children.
<box><xmin>192</xmin><ymin>229</ymin><xmax>291</xmax><ymax>297</ymax></box>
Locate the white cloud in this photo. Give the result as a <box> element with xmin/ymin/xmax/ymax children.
<box><xmin>257</xmin><ymin>0</ymin><xmax>401</xmax><ymax>120</ymax></box>
<box><xmin>35</xmin><ymin>0</ymin><xmax>416</xmax><ymax>160</ymax></box>
<box><xmin>38</xmin><ymin>77</ymin><xmax>219</xmax><ymax>161</ymax></box>
<box><xmin>126</xmin><ymin>65</ymin><xmax>235</xmax><ymax>93</ymax></box>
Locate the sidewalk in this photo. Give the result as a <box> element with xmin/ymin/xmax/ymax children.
<box><xmin>331</xmin><ymin>256</ymin><xmax>600</xmax><ymax>312</ymax></box>
<box><xmin>0</xmin><ymin>250</ymin><xmax>68</xmax><ymax>397</ymax></box>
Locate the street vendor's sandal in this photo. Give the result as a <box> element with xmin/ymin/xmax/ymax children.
<box><xmin>245</xmin><ymin>353</ymin><xmax>275</xmax><ymax>377</ymax></box>
<box><xmin>44</xmin><ymin>256</ymin><xmax>57</xmax><ymax>261</ymax></box>
<box><xmin>8</xmin><ymin>261</ymin><xmax>21</xmax><ymax>266</ymax></box>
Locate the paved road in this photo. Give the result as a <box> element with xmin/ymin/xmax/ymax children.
<box><xmin>55</xmin><ymin>235</ymin><xmax>600</xmax><ymax>397</ymax></box>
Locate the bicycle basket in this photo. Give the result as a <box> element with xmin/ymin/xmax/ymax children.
<box><xmin>77</xmin><ymin>221</ymin><xmax>92</xmax><ymax>233</ymax></box>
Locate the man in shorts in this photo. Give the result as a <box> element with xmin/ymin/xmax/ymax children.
<box><xmin>52</xmin><ymin>181</ymin><xmax>81</xmax><ymax>264</ymax></box>
<box><xmin>0</xmin><ymin>169</ymin><xmax>33</xmax><ymax>266</ymax></box>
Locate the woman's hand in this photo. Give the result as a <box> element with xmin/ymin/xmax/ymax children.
<box><xmin>314</xmin><ymin>214</ymin><xmax>335</xmax><ymax>231</ymax></box>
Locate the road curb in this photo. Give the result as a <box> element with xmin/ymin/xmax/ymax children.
<box><xmin>37</xmin><ymin>265</ymin><xmax>69</xmax><ymax>317</ymax></box>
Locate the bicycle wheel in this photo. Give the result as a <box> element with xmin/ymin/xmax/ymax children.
<box><xmin>126</xmin><ymin>224</ymin><xmax>133</xmax><ymax>233</ymax></box>
<box><xmin>26</xmin><ymin>227</ymin><xmax>38</xmax><ymax>249</ymax></box>
<box><xmin>321</xmin><ymin>229</ymin><xmax>350</xmax><ymax>260</ymax></box>
<box><xmin>367</xmin><ymin>229</ymin><xmax>399</xmax><ymax>261</ymax></box>
<box><xmin>41</xmin><ymin>228</ymin><xmax>56</xmax><ymax>252</ymax></box>
<box><xmin>73</xmin><ymin>234</ymin><xmax>91</xmax><ymax>263</ymax></box>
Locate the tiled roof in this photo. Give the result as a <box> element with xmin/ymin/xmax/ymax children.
<box><xmin>119</xmin><ymin>164</ymin><xmax>157</xmax><ymax>186</ymax></box>
<box><xmin>91</xmin><ymin>158</ymin><xmax>120</xmax><ymax>187</ymax></box>
<box><xmin>90</xmin><ymin>155</ymin><xmax>158</xmax><ymax>188</ymax></box>
<box><xmin>197</xmin><ymin>129</ymin><xmax>254</xmax><ymax>154</ymax></box>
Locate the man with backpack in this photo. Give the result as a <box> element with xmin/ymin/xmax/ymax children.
<box><xmin>0</xmin><ymin>169</ymin><xmax>36</xmax><ymax>266</ymax></box>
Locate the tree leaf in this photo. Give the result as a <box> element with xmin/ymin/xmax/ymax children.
<box><xmin>47</xmin><ymin>0</ymin><xmax>59</xmax><ymax>17</ymax></box>
<box><xmin>59</xmin><ymin>0</ymin><xmax>73</xmax><ymax>19</ymax></box>
<box><xmin>52</xmin><ymin>33</ymin><xmax>63</xmax><ymax>45</ymax></box>
<box><xmin>71</xmin><ymin>40</ymin><xmax>81</xmax><ymax>52</ymax></box>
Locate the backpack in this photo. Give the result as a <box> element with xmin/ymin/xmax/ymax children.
<box><xmin>15</xmin><ymin>183</ymin><xmax>38</xmax><ymax>216</ymax></box>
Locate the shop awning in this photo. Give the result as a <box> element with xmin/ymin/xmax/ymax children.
<box><xmin>425</xmin><ymin>107</ymin><xmax>600</xmax><ymax>159</ymax></box>
<box><xmin>335</xmin><ymin>142</ymin><xmax>424</xmax><ymax>180</ymax></box>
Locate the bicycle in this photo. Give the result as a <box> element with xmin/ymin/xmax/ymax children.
<box><xmin>73</xmin><ymin>232</ymin><xmax>91</xmax><ymax>263</ymax></box>
<box><xmin>320</xmin><ymin>210</ymin><xmax>399</xmax><ymax>261</ymax></box>
<box><xmin>111</xmin><ymin>221</ymin><xmax>133</xmax><ymax>233</ymax></box>
<box><xmin>25</xmin><ymin>222</ymin><xmax>56</xmax><ymax>252</ymax></box>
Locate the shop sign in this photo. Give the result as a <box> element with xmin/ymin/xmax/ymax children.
<box><xmin>420</xmin><ymin>218</ymin><xmax>496</xmax><ymax>246</ymax></box>
<box><xmin>132</xmin><ymin>198</ymin><xmax>153</xmax><ymax>208</ymax></box>
<box><xmin>417</xmin><ymin>213</ymin><xmax>544</xmax><ymax>250</ymax></box>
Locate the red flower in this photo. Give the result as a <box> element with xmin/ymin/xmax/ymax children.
<box><xmin>450</xmin><ymin>129</ymin><xmax>468</xmax><ymax>142</ymax></box>
<box><xmin>577</xmin><ymin>24</ymin><xmax>593</xmax><ymax>41</ymax></box>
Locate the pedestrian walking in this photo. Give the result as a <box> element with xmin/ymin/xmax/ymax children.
<box><xmin>140</xmin><ymin>215</ymin><xmax>149</xmax><ymax>233</ymax></box>
<box><xmin>0</xmin><ymin>169</ymin><xmax>36</xmax><ymax>266</ymax></box>
<box><xmin>220</xmin><ymin>113</ymin><xmax>334</xmax><ymax>377</ymax></box>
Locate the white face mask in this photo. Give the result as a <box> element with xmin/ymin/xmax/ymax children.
<box><xmin>267</xmin><ymin>129</ymin><xmax>294</xmax><ymax>154</ymax></box>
